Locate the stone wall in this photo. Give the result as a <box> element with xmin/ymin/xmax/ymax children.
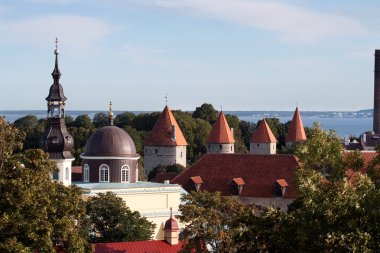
<box><xmin>207</xmin><ymin>143</ymin><xmax>234</xmax><ymax>154</ymax></box>
<box><xmin>144</xmin><ymin>145</ymin><xmax>187</xmax><ymax>174</ymax></box>
<box><xmin>250</xmin><ymin>142</ymin><xmax>276</xmax><ymax>154</ymax></box>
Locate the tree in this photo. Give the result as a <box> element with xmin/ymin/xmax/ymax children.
<box><xmin>0</xmin><ymin>117</ymin><xmax>24</xmax><ymax>173</ymax></box>
<box><xmin>0</xmin><ymin>147</ymin><xmax>91</xmax><ymax>252</ymax></box>
<box><xmin>92</xmin><ymin>112</ymin><xmax>108</xmax><ymax>128</ymax></box>
<box><xmin>73</xmin><ymin>114</ymin><xmax>93</xmax><ymax>129</ymax></box>
<box><xmin>148</xmin><ymin>163</ymin><xmax>186</xmax><ymax>181</ymax></box>
<box><xmin>240</xmin><ymin>123</ymin><xmax>380</xmax><ymax>252</ymax></box>
<box><xmin>86</xmin><ymin>192</ymin><xmax>155</xmax><ymax>243</ymax></box>
<box><xmin>13</xmin><ymin>115</ymin><xmax>38</xmax><ymax>134</ymax></box>
<box><xmin>114</xmin><ymin>112</ymin><xmax>135</xmax><ymax>128</ymax></box>
<box><xmin>177</xmin><ymin>191</ymin><xmax>250</xmax><ymax>253</ymax></box>
<box><xmin>192</xmin><ymin>103</ymin><xmax>218</xmax><ymax>124</ymax></box>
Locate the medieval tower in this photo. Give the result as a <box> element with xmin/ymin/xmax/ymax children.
<box><xmin>207</xmin><ymin>111</ymin><xmax>235</xmax><ymax>154</ymax></box>
<box><xmin>250</xmin><ymin>118</ymin><xmax>277</xmax><ymax>154</ymax></box>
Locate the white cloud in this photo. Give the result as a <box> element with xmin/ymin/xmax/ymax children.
<box><xmin>122</xmin><ymin>43</ymin><xmax>208</xmax><ymax>69</ymax></box>
<box><xmin>0</xmin><ymin>15</ymin><xmax>111</xmax><ymax>53</ymax></box>
<box><xmin>147</xmin><ymin>0</ymin><xmax>369</xmax><ymax>42</ymax></box>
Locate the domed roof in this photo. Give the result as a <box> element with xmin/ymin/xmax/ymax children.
<box><xmin>84</xmin><ymin>126</ymin><xmax>138</xmax><ymax>157</ymax></box>
<box><xmin>164</xmin><ymin>217</ymin><xmax>179</xmax><ymax>231</ymax></box>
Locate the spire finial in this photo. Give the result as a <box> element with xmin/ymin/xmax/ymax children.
<box><xmin>220</xmin><ymin>105</ymin><xmax>223</xmax><ymax>112</ymax></box>
<box><xmin>165</xmin><ymin>93</ymin><xmax>168</xmax><ymax>105</ymax></box>
<box><xmin>170</xmin><ymin>207</ymin><xmax>173</xmax><ymax>218</ymax></box>
<box><xmin>296</xmin><ymin>101</ymin><xmax>298</xmax><ymax>108</ymax></box>
<box><xmin>52</xmin><ymin>37</ymin><xmax>61</xmax><ymax>81</ymax></box>
<box><xmin>108</xmin><ymin>101</ymin><xmax>114</xmax><ymax>126</ymax></box>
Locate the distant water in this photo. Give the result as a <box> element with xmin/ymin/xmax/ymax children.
<box><xmin>240</xmin><ymin>116</ymin><xmax>372</xmax><ymax>138</ymax></box>
<box><xmin>0</xmin><ymin>111</ymin><xmax>373</xmax><ymax>138</ymax></box>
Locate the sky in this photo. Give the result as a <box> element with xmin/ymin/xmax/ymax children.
<box><xmin>1</xmin><ymin>0</ymin><xmax>380</xmax><ymax>111</ymax></box>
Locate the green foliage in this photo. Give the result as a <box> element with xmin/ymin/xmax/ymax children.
<box><xmin>177</xmin><ymin>191</ymin><xmax>250</xmax><ymax>253</ymax></box>
<box><xmin>86</xmin><ymin>192</ymin><xmax>155</xmax><ymax>243</ymax></box>
<box><xmin>192</xmin><ymin>103</ymin><xmax>218</xmax><ymax>124</ymax></box>
<box><xmin>0</xmin><ymin>117</ymin><xmax>24</xmax><ymax>173</ymax></box>
<box><xmin>239</xmin><ymin>123</ymin><xmax>380</xmax><ymax>252</ymax></box>
<box><xmin>92</xmin><ymin>112</ymin><xmax>108</xmax><ymax>128</ymax></box>
<box><xmin>295</xmin><ymin>122</ymin><xmax>346</xmax><ymax>181</ymax></box>
<box><xmin>0</xmin><ymin>147</ymin><xmax>92</xmax><ymax>252</ymax></box>
<box><xmin>114</xmin><ymin>112</ymin><xmax>135</xmax><ymax>128</ymax></box>
<box><xmin>239</xmin><ymin>120</ymin><xmax>256</xmax><ymax>149</ymax></box>
<box><xmin>73</xmin><ymin>114</ymin><xmax>93</xmax><ymax>129</ymax></box>
<box><xmin>132</xmin><ymin>112</ymin><xmax>161</xmax><ymax>131</ymax></box>
<box><xmin>148</xmin><ymin>163</ymin><xmax>186</xmax><ymax>181</ymax></box>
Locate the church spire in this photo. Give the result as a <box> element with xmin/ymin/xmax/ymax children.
<box><xmin>51</xmin><ymin>37</ymin><xmax>61</xmax><ymax>82</ymax></box>
<box><xmin>108</xmin><ymin>101</ymin><xmax>114</xmax><ymax>126</ymax></box>
<box><xmin>46</xmin><ymin>38</ymin><xmax>67</xmax><ymax>102</ymax></box>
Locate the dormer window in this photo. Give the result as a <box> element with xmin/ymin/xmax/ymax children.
<box><xmin>190</xmin><ymin>176</ymin><xmax>203</xmax><ymax>192</ymax></box>
<box><xmin>231</xmin><ymin>177</ymin><xmax>245</xmax><ymax>195</ymax></box>
<box><xmin>274</xmin><ymin>179</ymin><xmax>288</xmax><ymax>197</ymax></box>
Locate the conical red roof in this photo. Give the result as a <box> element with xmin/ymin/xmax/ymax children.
<box><xmin>207</xmin><ymin>111</ymin><xmax>235</xmax><ymax>144</ymax></box>
<box><xmin>286</xmin><ymin>107</ymin><xmax>306</xmax><ymax>142</ymax></box>
<box><xmin>144</xmin><ymin>106</ymin><xmax>187</xmax><ymax>146</ymax></box>
<box><xmin>250</xmin><ymin>119</ymin><xmax>277</xmax><ymax>143</ymax></box>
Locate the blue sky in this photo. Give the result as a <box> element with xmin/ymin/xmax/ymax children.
<box><xmin>1</xmin><ymin>0</ymin><xmax>380</xmax><ymax>111</ymax></box>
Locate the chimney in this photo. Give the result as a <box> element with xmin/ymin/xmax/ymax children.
<box><xmin>344</xmin><ymin>134</ymin><xmax>350</xmax><ymax>146</ymax></box>
<box><xmin>374</xmin><ymin>50</ymin><xmax>380</xmax><ymax>133</ymax></box>
<box><xmin>231</xmin><ymin>128</ymin><xmax>234</xmax><ymax>136</ymax></box>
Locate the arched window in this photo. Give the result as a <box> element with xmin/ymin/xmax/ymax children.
<box><xmin>99</xmin><ymin>164</ymin><xmax>110</xmax><ymax>182</ymax></box>
<box><xmin>121</xmin><ymin>165</ymin><xmax>130</xmax><ymax>183</ymax></box>
<box><xmin>65</xmin><ymin>167</ymin><xmax>70</xmax><ymax>180</ymax></box>
<box><xmin>83</xmin><ymin>164</ymin><xmax>90</xmax><ymax>182</ymax></box>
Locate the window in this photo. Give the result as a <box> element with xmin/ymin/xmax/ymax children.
<box><xmin>65</xmin><ymin>167</ymin><xmax>70</xmax><ymax>180</ymax></box>
<box><xmin>99</xmin><ymin>164</ymin><xmax>109</xmax><ymax>182</ymax></box>
<box><xmin>231</xmin><ymin>146</ymin><xmax>233</xmax><ymax>151</ymax></box>
<box><xmin>181</xmin><ymin>151</ymin><xmax>183</xmax><ymax>158</ymax></box>
<box><xmin>257</xmin><ymin>144</ymin><xmax>259</xmax><ymax>147</ymax></box>
<box><xmin>219</xmin><ymin>145</ymin><xmax>222</xmax><ymax>150</ymax></box>
<box><xmin>83</xmin><ymin>164</ymin><xmax>90</xmax><ymax>182</ymax></box>
<box><xmin>52</xmin><ymin>171</ymin><xmax>59</xmax><ymax>180</ymax></box>
<box><xmin>155</xmin><ymin>149</ymin><xmax>158</xmax><ymax>154</ymax></box>
<box><xmin>121</xmin><ymin>165</ymin><xmax>130</xmax><ymax>183</ymax></box>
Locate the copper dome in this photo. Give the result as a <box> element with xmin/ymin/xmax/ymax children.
<box><xmin>84</xmin><ymin>126</ymin><xmax>138</xmax><ymax>157</ymax></box>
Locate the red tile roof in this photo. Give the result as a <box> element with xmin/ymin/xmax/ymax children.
<box><xmin>250</xmin><ymin>119</ymin><xmax>277</xmax><ymax>143</ymax></box>
<box><xmin>144</xmin><ymin>106</ymin><xmax>187</xmax><ymax>146</ymax></box>
<box><xmin>276</xmin><ymin>179</ymin><xmax>289</xmax><ymax>187</ymax></box>
<box><xmin>190</xmin><ymin>176</ymin><xmax>203</xmax><ymax>184</ymax></box>
<box><xmin>207</xmin><ymin>111</ymin><xmax>235</xmax><ymax>144</ymax></box>
<box><xmin>94</xmin><ymin>241</ymin><xmax>182</xmax><ymax>253</ymax></box>
<box><xmin>172</xmin><ymin>154</ymin><xmax>299</xmax><ymax>198</ymax></box>
<box><xmin>71</xmin><ymin>166</ymin><xmax>82</xmax><ymax>181</ymax></box>
<box><xmin>286</xmin><ymin>107</ymin><xmax>306</xmax><ymax>143</ymax></box>
<box><xmin>232</xmin><ymin>177</ymin><xmax>245</xmax><ymax>186</ymax></box>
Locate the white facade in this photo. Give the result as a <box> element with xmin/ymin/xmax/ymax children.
<box><xmin>53</xmin><ymin>158</ymin><xmax>74</xmax><ymax>186</ymax></box>
<box><xmin>250</xmin><ymin>142</ymin><xmax>276</xmax><ymax>154</ymax></box>
<box><xmin>207</xmin><ymin>143</ymin><xmax>234</xmax><ymax>154</ymax></box>
<box><xmin>76</xmin><ymin>182</ymin><xmax>186</xmax><ymax>240</ymax></box>
<box><xmin>144</xmin><ymin>145</ymin><xmax>187</xmax><ymax>174</ymax></box>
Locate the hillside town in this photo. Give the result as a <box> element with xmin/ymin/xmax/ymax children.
<box><xmin>1</xmin><ymin>38</ymin><xmax>380</xmax><ymax>253</ymax></box>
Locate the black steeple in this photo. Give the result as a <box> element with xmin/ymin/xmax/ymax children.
<box><xmin>46</xmin><ymin>38</ymin><xmax>67</xmax><ymax>102</ymax></box>
<box><xmin>40</xmin><ymin>38</ymin><xmax>74</xmax><ymax>160</ymax></box>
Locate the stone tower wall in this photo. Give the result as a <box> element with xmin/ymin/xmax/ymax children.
<box><xmin>250</xmin><ymin>142</ymin><xmax>276</xmax><ymax>154</ymax></box>
<box><xmin>207</xmin><ymin>143</ymin><xmax>234</xmax><ymax>154</ymax></box>
<box><xmin>144</xmin><ymin>145</ymin><xmax>187</xmax><ymax>174</ymax></box>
